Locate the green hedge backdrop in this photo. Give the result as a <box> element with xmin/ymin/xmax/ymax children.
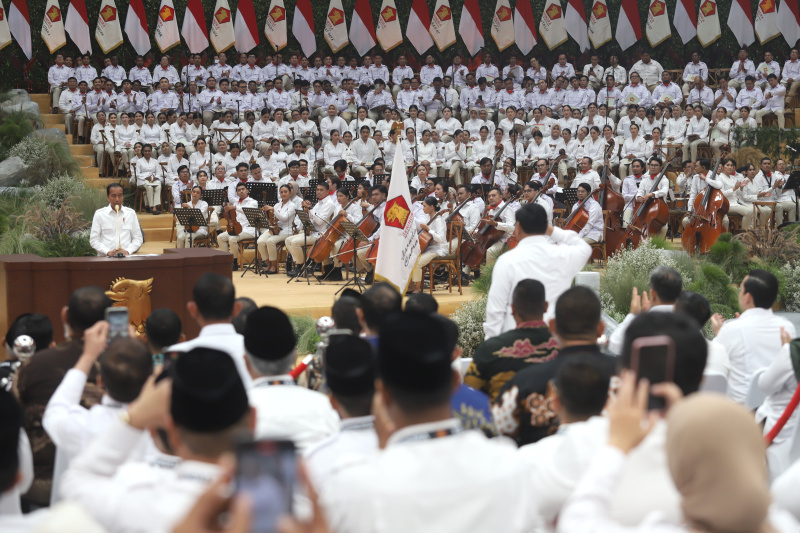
<box><xmin>4</xmin><ymin>0</ymin><xmax>799</xmax><ymax>91</ymax></box>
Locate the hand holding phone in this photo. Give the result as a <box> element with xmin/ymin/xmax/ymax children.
<box><xmin>236</xmin><ymin>440</ymin><xmax>297</xmax><ymax>533</ymax></box>
<box><xmin>105</xmin><ymin>307</ymin><xmax>129</xmax><ymax>344</ymax></box>
<box><xmin>629</xmin><ymin>335</ymin><xmax>676</xmax><ymax>411</ymax></box>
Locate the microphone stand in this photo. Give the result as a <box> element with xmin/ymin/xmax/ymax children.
<box><xmin>114</xmin><ymin>205</ymin><xmax>124</xmax><ymax>257</ymax></box>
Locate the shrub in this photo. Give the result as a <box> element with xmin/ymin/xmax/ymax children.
<box><xmin>451</xmin><ymin>296</ymin><xmax>487</xmax><ymax>358</ymax></box>
<box><xmin>782</xmin><ymin>262</ymin><xmax>800</xmax><ymax>313</ymax></box>
<box><xmin>736</xmin><ymin>226</ymin><xmax>800</xmax><ymax>265</ymax></box>
<box><xmin>291</xmin><ymin>314</ymin><xmax>322</xmax><ymax>355</ymax></box>
<box><xmin>0</xmin><ymin>109</ymin><xmax>42</xmax><ymax>160</ymax></box>
<box><xmin>8</xmin><ymin>134</ymin><xmax>49</xmax><ymax>166</ymax></box>
<box><xmin>21</xmin><ymin>198</ymin><xmax>88</xmax><ymax>241</ymax></box>
<box><xmin>12</xmin><ymin>138</ymin><xmax>81</xmax><ymax>187</ymax></box>
<box><xmin>707</xmin><ymin>233</ymin><xmax>749</xmax><ymax>284</ymax></box>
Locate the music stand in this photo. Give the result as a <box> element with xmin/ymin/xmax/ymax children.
<box><xmin>784</xmin><ymin>172</ymin><xmax>800</xmax><ymax>190</ymax></box>
<box><xmin>201</xmin><ymin>189</ymin><xmax>227</xmax><ymax>206</ymax></box>
<box><xmin>562</xmin><ymin>188</ymin><xmax>579</xmax><ymax>210</ymax></box>
<box><xmin>173</xmin><ymin>208</ymin><xmax>207</xmax><ymax>248</ymax></box>
<box><xmin>246</xmin><ymin>182</ymin><xmax>277</xmax><ymax>207</ymax></box>
<box><xmin>286</xmin><ymin>211</ymin><xmax>318</xmax><ymax>285</ymax></box>
<box><xmin>334</xmin><ymin>220</ymin><xmax>370</xmax><ymax>294</ymax></box>
<box><xmin>372</xmin><ymin>173</ymin><xmax>386</xmax><ymax>187</ymax></box>
<box><xmin>300</xmin><ymin>187</ymin><xmax>318</xmax><ymax>206</ymax></box>
<box><xmin>242</xmin><ymin>207</ymin><xmax>269</xmax><ymax>277</ymax></box>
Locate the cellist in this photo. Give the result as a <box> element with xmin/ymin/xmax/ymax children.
<box><xmin>634</xmin><ymin>157</ymin><xmax>670</xmax><ymax>238</ymax></box>
<box><xmin>484</xmin><ymin>187</ymin><xmax>516</xmax><ymax>265</ymax></box>
<box><xmin>621</xmin><ymin>159</ymin><xmax>646</xmax><ymax>227</ymax></box>
<box><xmin>327</xmin><ymin>188</ymin><xmax>364</xmax><ymax>281</ymax></box>
<box><xmin>568</xmin><ymin>183</ymin><xmax>604</xmax><ymax>243</ymax></box>
<box><xmin>285</xmin><ymin>181</ymin><xmax>336</xmax><ymax>277</ymax></box>
<box><xmin>355</xmin><ymin>185</ymin><xmax>388</xmax><ymax>284</ymax></box>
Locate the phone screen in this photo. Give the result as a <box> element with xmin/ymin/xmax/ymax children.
<box><xmin>105</xmin><ymin>307</ymin><xmax>129</xmax><ymax>343</ymax></box>
<box><xmin>236</xmin><ymin>440</ymin><xmax>297</xmax><ymax>533</ymax></box>
<box><xmin>629</xmin><ymin>335</ymin><xmax>675</xmax><ymax>411</ymax></box>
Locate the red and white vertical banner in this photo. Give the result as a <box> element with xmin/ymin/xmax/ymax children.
<box><xmin>210</xmin><ymin>0</ymin><xmax>236</xmax><ymax>53</ymax></box>
<box><xmin>697</xmin><ymin>0</ymin><xmax>721</xmax><ymax>47</ymax></box>
<box><xmin>429</xmin><ymin>0</ymin><xmax>456</xmax><ymax>51</ymax></box>
<box><xmin>351</xmin><ymin>0</ymin><xmax>377</xmax><ymax>56</ymax></box>
<box><xmin>0</xmin><ymin>3</ymin><xmax>13</xmax><ymax>52</ymax></box>
<box><xmin>407</xmin><ymin>0</ymin><xmax>434</xmax><ymax>54</ymax></box>
<box><xmin>375</xmin><ymin>144</ymin><xmax>421</xmax><ymax>294</ymax></box>
<box><xmin>264</xmin><ymin>0</ymin><xmax>287</xmax><ymax>51</ymax></box>
<box><xmin>540</xmin><ymin>0</ymin><xmax>568</xmax><ymax>50</ymax></box>
<box><xmin>459</xmin><ymin>0</ymin><xmax>484</xmax><ymax>56</ymax></box>
<box><xmin>777</xmin><ymin>0</ymin><xmax>800</xmax><ymax>47</ymax></box>
<box><xmin>125</xmin><ymin>0</ymin><xmax>150</xmax><ymax>56</ymax></box>
<box><xmin>727</xmin><ymin>0</ymin><xmax>755</xmax><ymax>47</ymax></box>
<box><xmin>646</xmin><ymin>0</ymin><xmax>671</xmax><ymax>47</ymax></box>
<box><xmin>157</xmin><ymin>0</ymin><xmax>180</xmax><ymax>53</ymax></box>
<box><xmin>673</xmin><ymin>0</ymin><xmax>697</xmax><ymax>44</ymax></box>
<box><xmin>234</xmin><ymin>0</ymin><xmax>259</xmax><ymax>52</ymax></box>
<box><xmin>491</xmin><ymin>0</ymin><xmax>514</xmax><ymax>51</ymax></box>
<box><xmin>65</xmin><ymin>0</ymin><xmax>91</xmax><ymax>54</ymax></box>
<box><xmin>293</xmin><ymin>0</ymin><xmax>316</xmax><ymax>57</ymax></box>
<box><xmin>41</xmin><ymin>0</ymin><xmax>67</xmax><ymax>54</ymax></box>
<box><xmin>565</xmin><ymin>0</ymin><xmax>589</xmax><ymax>52</ymax></box>
<box><xmin>96</xmin><ymin>0</ymin><xmax>123</xmax><ymax>54</ymax></box>
<box><xmin>324</xmin><ymin>0</ymin><xmax>349</xmax><ymax>53</ymax></box>
<box><xmin>588</xmin><ymin>0</ymin><xmax>611</xmax><ymax>49</ymax></box>
<box><xmin>376</xmin><ymin>0</ymin><xmax>402</xmax><ymax>52</ymax></box>
<box><xmin>615</xmin><ymin>0</ymin><xmax>642</xmax><ymax>50</ymax></box>
<box><xmin>514</xmin><ymin>0</ymin><xmax>537</xmax><ymax>55</ymax></box>
<box><xmin>755</xmin><ymin>0</ymin><xmax>780</xmax><ymax>44</ymax></box>
<box><xmin>10</xmin><ymin>0</ymin><xmax>32</xmax><ymax>58</ymax></box>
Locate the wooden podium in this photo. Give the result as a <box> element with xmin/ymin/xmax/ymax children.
<box><xmin>0</xmin><ymin>248</ymin><xmax>233</xmax><ymax>344</ymax></box>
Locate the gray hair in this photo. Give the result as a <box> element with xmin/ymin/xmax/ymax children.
<box><xmin>245</xmin><ymin>350</ymin><xmax>296</xmax><ymax>377</ymax></box>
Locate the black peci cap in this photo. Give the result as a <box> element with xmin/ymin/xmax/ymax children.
<box><xmin>244</xmin><ymin>306</ymin><xmax>297</xmax><ymax>361</ymax></box>
<box><xmin>325</xmin><ymin>336</ymin><xmax>375</xmax><ymax>396</ymax></box>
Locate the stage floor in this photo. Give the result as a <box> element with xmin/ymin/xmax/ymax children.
<box><xmin>141</xmin><ymin>241</ymin><xmax>475</xmax><ymax>318</ymax></box>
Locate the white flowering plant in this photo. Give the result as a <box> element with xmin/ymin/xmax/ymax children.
<box><xmin>451</xmin><ymin>296</ymin><xmax>488</xmax><ymax>358</ymax></box>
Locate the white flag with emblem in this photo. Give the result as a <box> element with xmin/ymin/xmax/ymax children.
<box><xmin>646</xmin><ymin>0</ymin><xmax>671</xmax><ymax>46</ymax></box>
<box><xmin>755</xmin><ymin>0</ymin><xmax>780</xmax><ymax>44</ymax></box>
<box><xmin>429</xmin><ymin>0</ymin><xmax>456</xmax><ymax>51</ymax></box>
<box><xmin>210</xmin><ymin>0</ymin><xmax>236</xmax><ymax>53</ymax></box>
<box><xmin>324</xmin><ymin>0</ymin><xmax>349</xmax><ymax>53</ymax></box>
<box><xmin>697</xmin><ymin>0</ymin><xmax>721</xmax><ymax>47</ymax></box>
<box><xmin>264</xmin><ymin>0</ymin><xmax>287</xmax><ymax>51</ymax></box>
<box><xmin>95</xmin><ymin>0</ymin><xmax>123</xmax><ymax>53</ymax></box>
<box><xmin>375</xmin><ymin>143</ymin><xmax>421</xmax><ymax>294</ymax></box>
<box><xmin>491</xmin><ymin>0</ymin><xmax>514</xmax><ymax>51</ymax></box>
<box><xmin>41</xmin><ymin>0</ymin><xmax>66</xmax><ymax>53</ymax></box>
<box><xmin>540</xmin><ymin>0</ymin><xmax>568</xmax><ymax>50</ymax></box>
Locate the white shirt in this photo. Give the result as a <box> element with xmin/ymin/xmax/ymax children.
<box><xmin>320</xmin><ymin>419</ymin><xmax>540</xmax><ymax>533</ymax></box>
<box><xmin>608</xmin><ymin>305</ymin><xmax>674</xmax><ymax>355</ymax></box>
<box><xmin>573</xmin><ymin>197</ymin><xmax>604</xmax><ymax>242</ymax></box>
<box><xmin>60</xmin><ymin>416</ymin><xmax>214</xmax><ymax>533</ymax></box>
<box><xmin>90</xmin><ymin>205</ymin><xmax>143</xmax><ymax>256</ymax></box>
<box><xmin>304</xmin><ymin>416</ymin><xmax>377</xmax><ymax>487</ymax></box>
<box><xmin>756</xmin><ymin>343</ymin><xmax>799</xmax><ymax>448</ymax></box>
<box><xmin>715</xmin><ymin>308</ymin><xmax>796</xmax><ymax>403</ymax></box>
<box><xmin>484</xmin><ymin>228</ymin><xmax>591</xmax><ymax>337</ymax></box>
<box><xmin>248</xmin><ymin>375</ymin><xmax>339</xmax><ymax>451</ymax></box>
<box><xmin>629</xmin><ymin>59</ymin><xmax>664</xmax><ymax>86</ymax></box>
<box><xmin>763</xmin><ymin>83</ymin><xmax>787</xmax><ymax>111</ymax></box>
<box><xmin>167</xmin><ymin>323</ymin><xmax>253</xmax><ymax>389</ymax></box>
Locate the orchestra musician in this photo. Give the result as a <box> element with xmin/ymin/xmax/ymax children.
<box><xmin>218</xmin><ymin>182</ymin><xmax>257</xmax><ymax>271</ymax></box>
<box><xmin>175</xmin><ymin>185</ymin><xmax>209</xmax><ymax>248</ymax></box>
<box><xmin>407</xmin><ymin>197</ymin><xmax>449</xmax><ymax>295</ymax></box>
<box><xmin>284</xmin><ymin>181</ymin><xmax>336</xmax><ymax>277</ymax></box>
<box><xmin>569</xmin><ymin>183</ymin><xmax>604</xmax><ymax>244</ymax></box>
<box><xmin>484</xmin><ymin>187</ymin><xmax>516</xmax><ymax>265</ymax></box>
<box><xmin>257</xmin><ymin>184</ymin><xmax>297</xmax><ymax>274</ymax></box>
<box><xmin>355</xmin><ymin>185</ymin><xmax>388</xmax><ymax>284</ymax></box>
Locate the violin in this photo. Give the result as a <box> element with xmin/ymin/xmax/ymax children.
<box><xmin>592</xmin><ymin>140</ymin><xmax>625</xmax><ymax>257</ymax></box>
<box><xmin>681</xmin><ymin>148</ymin><xmax>730</xmax><ymax>255</ymax></box>
<box><xmin>223</xmin><ymin>201</ymin><xmax>243</xmax><ymax>236</ymax></box>
<box><xmin>460</xmin><ymin>191</ymin><xmax>522</xmax><ymax>269</ymax></box>
<box><xmin>337</xmin><ymin>199</ymin><xmax>386</xmax><ymax>264</ymax></box>
<box><xmin>621</xmin><ymin>150</ymin><xmax>683</xmax><ymax>251</ymax></box>
<box><xmin>308</xmin><ymin>197</ymin><xmax>358</xmax><ymax>263</ymax></box>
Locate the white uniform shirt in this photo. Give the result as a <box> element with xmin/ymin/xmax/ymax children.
<box><xmin>167</xmin><ymin>323</ymin><xmax>253</xmax><ymax>389</ymax></box>
<box><xmin>320</xmin><ymin>419</ymin><xmax>540</xmax><ymax>533</ymax></box>
<box><xmin>715</xmin><ymin>308</ymin><xmax>796</xmax><ymax>403</ymax></box>
<box><xmin>572</xmin><ymin>197</ymin><xmax>604</xmax><ymax>241</ymax></box>
<box><xmin>484</xmin><ymin>227</ymin><xmax>591</xmax><ymax>336</ymax></box>
<box><xmin>90</xmin><ymin>205</ymin><xmax>143</xmax><ymax>256</ymax></box>
<box><xmin>248</xmin><ymin>375</ymin><xmax>340</xmax><ymax>451</ymax></box>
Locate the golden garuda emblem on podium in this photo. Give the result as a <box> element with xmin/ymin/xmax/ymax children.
<box><xmin>105</xmin><ymin>278</ymin><xmax>153</xmax><ymax>336</ymax></box>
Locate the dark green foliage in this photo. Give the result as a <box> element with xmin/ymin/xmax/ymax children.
<box><xmin>688</xmin><ymin>263</ymin><xmax>740</xmax><ymax>318</ymax></box>
<box><xmin>707</xmin><ymin>233</ymin><xmax>749</xmax><ymax>284</ymax></box>
<box><xmin>4</xmin><ymin>0</ymin><xmax>797</xmax><ymax>91</ymax></box>
<box><xmin>0</xmin><ymin>111</ymin><xmax>41</xmax><ymax>160</ymax></box>
<box><xmin>732</xmin><ymin>126</ymin><xmax>800</xmax><ymax>163</ymax></box>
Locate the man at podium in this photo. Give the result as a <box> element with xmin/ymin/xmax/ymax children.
<box><xmin>89</xmin><ymin>183</ymin><xmax>143</xmax><ymax>257</ymax></box>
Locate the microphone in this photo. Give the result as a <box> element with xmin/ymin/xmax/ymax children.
<box><xmin>788</xmin><ymin>145</ymin><xmax>798</xmax><ymax>153</ymax></box>
<box><xmin>114</xmin><ymin>204</ymin><xmax>125</xmax><ymax>258</ymax></box>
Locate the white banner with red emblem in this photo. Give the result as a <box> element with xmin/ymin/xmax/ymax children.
<box><xmin>376</xmin><ymin>0</ymin><xmax>402</xmax><ymax>52</ymax></box>
<box><xmin>646</xmin><ymin>0</ymin><xmax>671</xmax><ymax>46</ymax></box>
<box><xmin>697</xmin><ymin>0</ymin><xmax>721</xmax><ymax>47</ymax></box>
<box><xmin>755</xmin><ymin>0</ymin><xmax>780</xmax><ymax>44</ymax></box>
<box><xmin>491</xmin><ymin>0</ymin><xmax>514</xmax><ymax>51</ymax></box>
<box><xmin>588</xmin><ymin>0</ymin><xmax>611</xmax><ymax>48</ymax></box>
<box><xmin>539</xmin><ymin>0</ymin><xmax>568</xmax><ymax>50</ymax></box>
<box><xmin>375</xmin><ymin>143</ymin><xmax>421</xmax><ymax>294</ymax></box>
<box><xmin>324</xmin><ymin>0</ymin><xmax>349</xmax><ymax>53</ymax></box>
<box><xmin>429</xmin><ymin>0</ymin><xmax>456</xmax><ymax>51</ymax></box>
<box><xmin>95</xmin><ymin>0</ymin><xmax>123</xmax><ymax>53</ymax></box>
<box><xmin>155</xmin><ymin>0</ymin><xmax>180</xmax><ymax>53</ymax></box>
<box><xmin>210</xmin><ymin>0</ymin><xmax>235</xmax><ymax>53</ymax></box>
<box><xmin>264</xmin><ymin>0</ymin><xmax>287</xmax><ymax>51</ymax></box>
<box><xmin>41</xmin><ymin>0</ymin><xmax>66</xmax><ymax>53</ymax></box>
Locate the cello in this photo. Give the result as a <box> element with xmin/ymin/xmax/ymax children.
<box><xmin>620</xmin><ymin>151</ymin><xmax>682</xmax><ymax>251</ymax></box>
<box><xmin>418</xmin><ymin>208</ymin><xmax>452</xmax><ymax>252</ymax></box>
<box><xmin>681</xmin><ymin>148</ymin><xmax>730</xmax><ymax>255</ymax></box>
<box><xmin>337</xmin><ymin>199</ymin><xmax>386</xmax><ymax>264</ymax></box>
<box><xmin>592</xmin><ymin>140</ymin><xmax>625</xmax><ymax>258</ymax></box>
<box><xmin>307</xmin><ymin>197</ymin><xmax>359</xmax><ymax>263</ymax></box>
<box><xmin>460</xmin><ymin>191</ymin><xmax>522</xmax><ymax>269</ymax></box>
<box><xmin>223</xmin><ymin>202</ymin><xmax>243</xmax><ymax>236</ymax></box>
<box><xmin>507</xmin><ymin>151</ymin><xmax>565</xmax><ymax>249</ymax></box>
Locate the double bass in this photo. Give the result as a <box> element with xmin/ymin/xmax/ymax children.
<box><xmin>507</xmin><ymin>151</ymin><xmax>566</xmax><ymax>249</ymax></box>
<box><xmin>592</xmin><ymin>140</ymin><xmax>625</xmax><ymax>257</ymax></box>
<box><xmin>681</xmin><ymin>148</ymin><xmax>730</xmax><ymax>255</ymax></box>
<box><xmin>620</xmin><ymin>151</ymin><xmax>682</xmax><ymax>250</ymax></box>
<box><xmin>460</xmin><ymin>191</ymin><xmax>522</xmax><ymax>269</ymax></box>
<box><xmin>307</xmin><ymin>197</ymin><xmax>359</xmax><ymax>263</ymax></box>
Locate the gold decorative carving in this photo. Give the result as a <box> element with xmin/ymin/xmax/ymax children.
<box><xmin>105</xmin><ymin>277</ymin><xmax>153</xmax><ymax>336</ymax></box>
